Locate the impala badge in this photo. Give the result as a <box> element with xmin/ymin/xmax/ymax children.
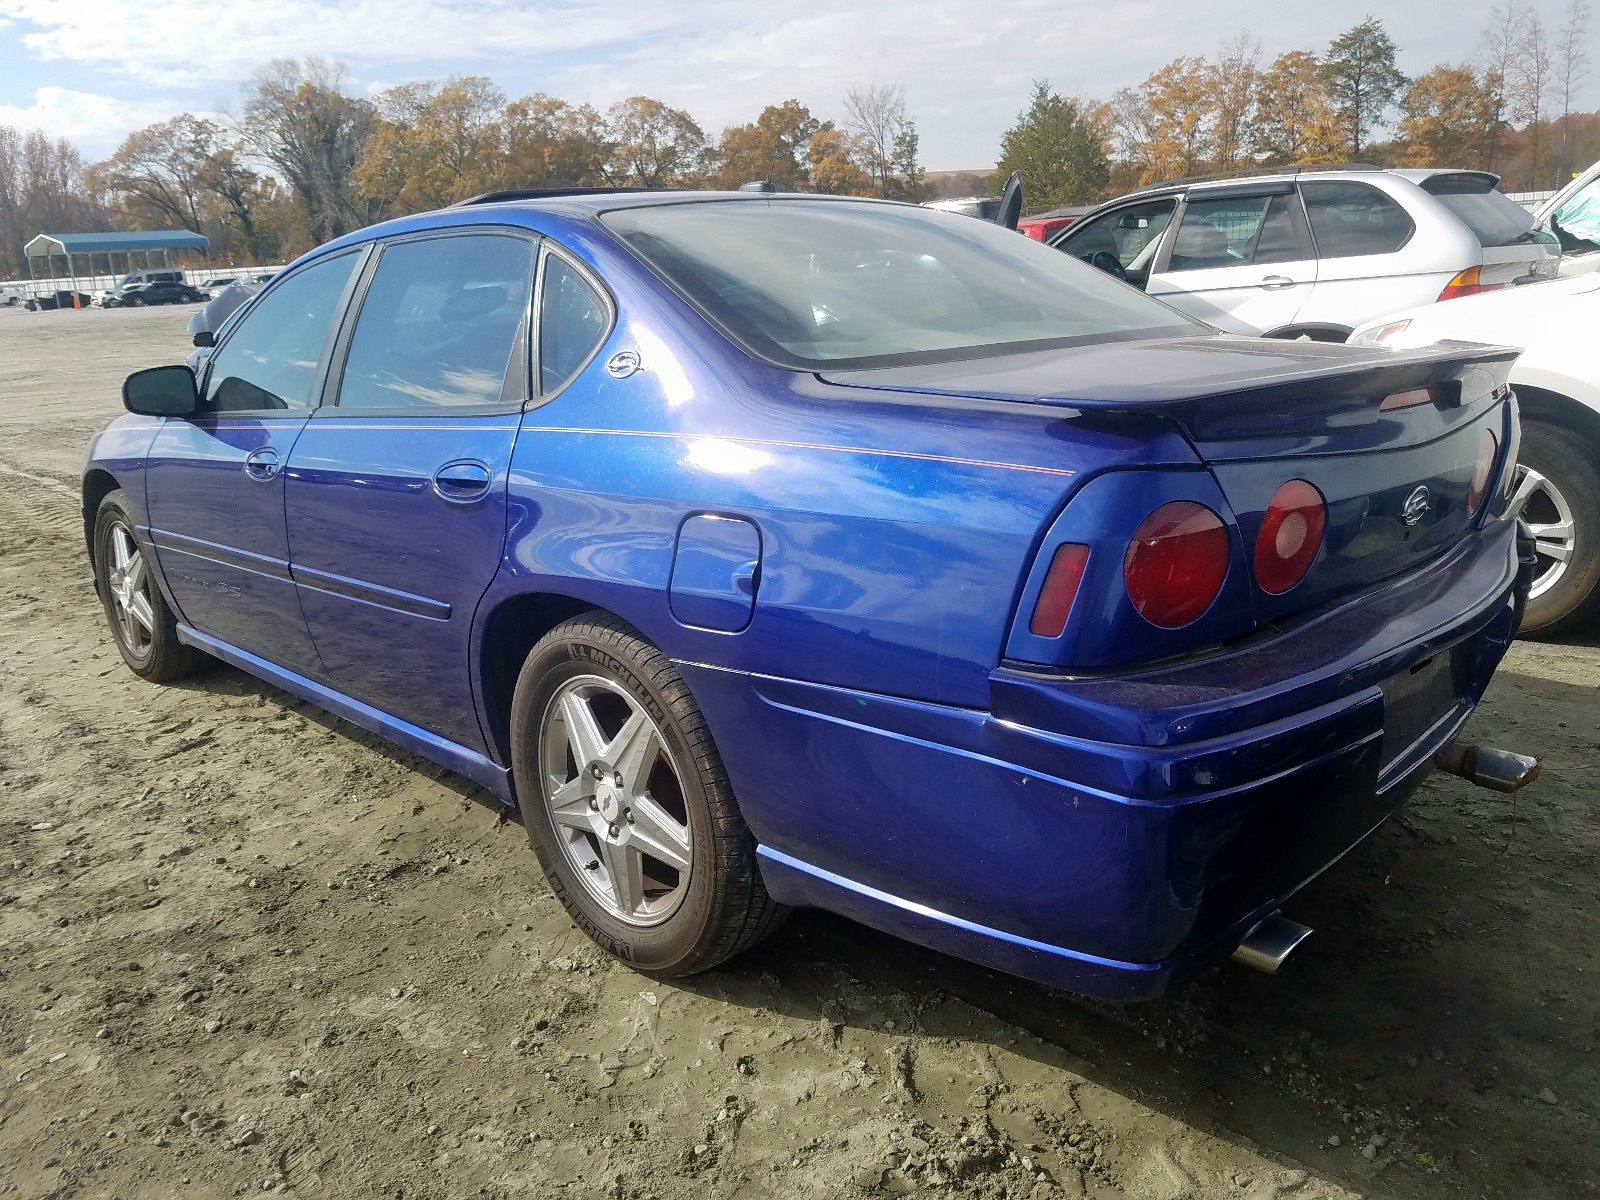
<box><xmin>1401</xmin><ymin>485</ymin><xmax>1431</xmax><ymax>527</ymax></box>
<box><xmin>606</xmin><ymin>349</ymin><xmax>642</xmax><ymax>379</ymax></box>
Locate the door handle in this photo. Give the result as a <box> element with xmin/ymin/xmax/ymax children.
<box><xmin>432</xmin><ymin>460</ymin><xmax>493</xmax><ymax>502</ymax></box>
<box><xmin>1259</xmin><ymin>275</ymin><xmax>1298</xmax><ymax>290</ymax></box>
<box><xmin>243</xmin><ymin>446</ymin><xmax>281</xmax><ymax>480</ymax></box>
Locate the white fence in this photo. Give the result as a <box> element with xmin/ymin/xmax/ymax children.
<box><xmin>2</xmin><ymin>266</ymin><xmax>286</xmax><ymax>300</ymax></box>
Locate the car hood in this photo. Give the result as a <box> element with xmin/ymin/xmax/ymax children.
<box><xmin>1349</xmin><ymin>273</ymin><xmax>1600</xmax><ymax>347</ymax></box>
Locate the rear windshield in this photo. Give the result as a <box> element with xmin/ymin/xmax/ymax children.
<box><xmin>1421</xmin><ymin>175</ymin><xmax>1539</xmax><ymax>247</ymax></box>
<box><xmin>601</xmin><ymin>199</ymin><xmax>1199</xmax><ymax>370</ymax></box>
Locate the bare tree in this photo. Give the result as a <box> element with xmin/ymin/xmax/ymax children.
<box><xmin>1479</xmin><ymin>0</ymin><xmax>1530</xmax><ymax>166</ymax></box>
<box><xmin>843</xmin><ymin>83</ymin><xmax>909</xmax><ymax>196</ymax></box>
<box><xmin>1207</xmin><ymin>34</ymin><xmax>1262</xmax><ymax>171</ymax></box>
<box><xmin>1516</xmin><ymin>12</ymin><xmax>1555</xmax><ymax>183</ymax></box>
<box><xmin>1554</xmin><ymin>0</ymin><xmax>1593</xmax><ymax>180</ymax></box>
<box><xmin>239</xmin><ymin>57</ymin><xmax>376</xmax><ymax>243</ymax></box>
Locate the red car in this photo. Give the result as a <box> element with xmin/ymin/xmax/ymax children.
<box><xmin>1017</xmin><ymin>206</ymin><xmax>1092</xmax><ymax>241</ymax></box>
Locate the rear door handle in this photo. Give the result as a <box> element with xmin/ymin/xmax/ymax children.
<box><xmin>243</xmin><ymin>446</ymin><xmax>281</xmax><ymax>480</ymax></box>
<box><xmin>433</xmin><ymin>460</ymin><xmax>493</xmax><ymax>502</ymax></box>
<box><xmin>1259</xmin><ymin>275</ymin><xmax>1299</xmax><ymax>290</ymax></box>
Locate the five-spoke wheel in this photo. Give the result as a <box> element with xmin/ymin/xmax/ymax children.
<box><xmin>93</xmin><ymin>490</ymin><xmax>198</xmax><ymax>681</ymax></box>
<box><xmin>512</xmin><ymin>613</ymin><xmax>785</xmax><ymax>976</ymax></box>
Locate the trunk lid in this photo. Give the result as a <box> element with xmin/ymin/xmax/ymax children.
<box><xmin>819</xmin><ymin>334</ymin><xmax>1517</xmax><ymax>622</ymax></box>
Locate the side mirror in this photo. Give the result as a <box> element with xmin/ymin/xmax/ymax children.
<box><xmin>123</xmin><ymin>365</ymin><xmax>199</xmax><ymax>417</ymax></box>
<box><xmin>192</xmin><ymin>330</ymin><xmax>215</xmax><ymax>348</ymax></box>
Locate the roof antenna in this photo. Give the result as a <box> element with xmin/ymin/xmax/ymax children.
<box><xmin>738</xmin><ymin>180</ymin><xmax>778</xmax><ymax>193</ymax></box>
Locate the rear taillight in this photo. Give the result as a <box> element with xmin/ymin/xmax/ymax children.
<box><xmin>1124</xmin><ymin>501</ymin><xmax>1230</xmax><ymax>628</ymax></box>
<box><xmin>1028</xmin><ymin>543</ymin><xmax>1089</xmax><ymax>637</ymax></box>
<box><xmin>1469</xmin><ymin>428</ymin><xmax>1498</xmax><ymax>515</ymax></box>
<box><xmin>1254</xmin><ymin>480</ymin><xmax>1326</xmax><ymax>595</ymax></box>
<box><xmin>1438</xmin><ymin>267</ymin><xmax>1505</xmax><ymax>302</ymax></box>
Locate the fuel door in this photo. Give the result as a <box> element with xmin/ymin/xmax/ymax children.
<box><xmin>669</xmin><ymin>514</ymin><xmax>762</xmax><ymax>632</ymax></box>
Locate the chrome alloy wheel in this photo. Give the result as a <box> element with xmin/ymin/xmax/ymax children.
<box><xmin>539</xmin><ymin>675</ymin><xmax>693</xmax><ymax>927</ymax></box>
<box><xmin>107</xmin><ymin>523</ymin><xmax>156</xmax><ymax>656</ymax></box>
<box><xmin>1509</xmin><ymin>464</ymin><xmax>1577</xmax><ymax>601</ymax></box>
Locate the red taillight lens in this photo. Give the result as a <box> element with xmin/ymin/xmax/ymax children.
<box><xmin>1254</xmin><ymin>480</ymin><xmax>1326</xmax><ymax>595</ymax></box>
<box><xmin>1468</xmin><ymin>428</ymin><xmax>1498</xmax><ymax>515</ymax></box>
<box><xmin>1437</xmin><ymin>266</ymin><xmax>1506</xmax><ymax>302</ymax></box>
<box><xmin>1123</xmin><ymin>501</ymin><xmax>1230</xmax><ymax>628</ymax></box>
<box><xmin>1028</xmin><ymin>543</ymin><xmax>1089</xmax><ymax>637</ymax></box>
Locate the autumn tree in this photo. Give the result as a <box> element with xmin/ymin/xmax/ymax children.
<box><xmin>1248</xmin><ymin>51</ymin><xmax>1346</xmax><ymax>165</ymax></box>
<box><xmin>991</xmin><ymin>81</ymin><xmax>1109</xmax><ymax>210</ymax></box>
<box><xmin>500</xmin><ymin>95</ymin><xmax>609</xmax><ymax>187</ymax></box>
<box><xmin>0</xmin><ymin>126</ymin><xmax>106</xmax><ymax>278</ymax></box>
<box><xmin>358</xmin><ymin>76</ymin><xmax>507</xmax><ymax>212</ymax></box>
<box><xmin>1206</xmin><ymin>35</ymin><xmax>1261</xmax><ymax>172</ymax></box>
<box><xmin>1396</xmin><ymin>65</ymin><xmax>1501</xmax><ymax>167</ymax></box>
<box><xmin>1104</xmin><ymin>57</ymin><xmax>1214</xmax><ymax>183</ymax></box>
<box><xmin>240</xmin><ymin>57</ymin><xmax>376</xmax><ymax>244</ymax></box>
<box><xmin>89</xmin><ymin>115</ymin><xmax>218</xmax><ymax>231</ymax></box>
<box><xmin>602</xmin><ymin>96</ymin><xmax>710</xmax><ymax>186</ymax></box>
<box><xmin>713</xmin><ymin>100</ymin><xmax>825</xmax><ymax>190</ymax></box>
<box><xmin>806</xmin><ymin>127</ymin><xmax>875</xmax><ymax>195</ymax></box>
<box><xmin>1319</xmin><ymin>17</ymin><xmax>1407</xmax><ymax>157</ymax></box>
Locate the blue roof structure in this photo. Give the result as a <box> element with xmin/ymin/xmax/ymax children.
<box><xmin>24</xmin><ymin>229</ymin><xmax>209</xmax><ymax>256</ymax></box>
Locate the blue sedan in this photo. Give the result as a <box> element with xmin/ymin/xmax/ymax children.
<box><xmin>85</xmin><ymin>190</ymin><xmax>1536</xmax><ymax>999</ymax></box>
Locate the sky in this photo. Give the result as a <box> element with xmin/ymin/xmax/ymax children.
<box><xmin>0</xmin><ymin>0</ymin><xmax>1594</xmax><ymax>170</ymax></box>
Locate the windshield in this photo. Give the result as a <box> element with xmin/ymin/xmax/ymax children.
<box><xmin>1420</xmin><ymin>175</ymin><xmax>1540</xmax><ymax>246</ymax></box>
<box><xmin>601</xmin><ymin>199</ymin><xmax>1198</xmax><ymax>370</ymax></box>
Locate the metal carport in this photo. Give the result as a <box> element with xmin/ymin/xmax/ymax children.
<box><xmin>23</xmin><ymin>229</ymin><xmax>210</xmax><ymax>292</ymax></box>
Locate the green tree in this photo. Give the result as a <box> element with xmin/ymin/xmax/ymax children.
<box><xmin>888</xmin><ymin>123</ymin><xmax>926</xmax><ymax>200</ymax></box>
<box><xmin>991</xmin><ymin>81</ymin><xmax>1109</xmax><ymax>210</ymax></box>
<box><xmin>1319</xmin><ymin>16</ymin><xmax>1408</xmax><ymax>157</ymax></box>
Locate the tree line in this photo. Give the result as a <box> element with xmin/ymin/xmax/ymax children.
<box><xmin>0</xmin><ymin>2</ymin><xmax>1593</xmax><ymax>278</ymax></box>
<box><xmin>999</xmin><ymin>3</ymin><xmax>1594</xmax><ymax>211</ymax></box>
<box><xmin>0</xmin><ymin>60</ymin><xmax>926</xmax><ymax>279</ymax></box>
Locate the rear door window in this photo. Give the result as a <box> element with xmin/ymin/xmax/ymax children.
<box><xmin>537</xmin><ymin>252</ymin><xmax>611</xmax><ymax>395</ymax></box>
<box><xmin>1300</xmin><ymin>182</ymin><xmax>1416</xmax><ymax>259</ymax></box>
<box><xmin>336</xmin><ymin>233</ymin><xmax>536</xmax><ymax>411</ymax></box>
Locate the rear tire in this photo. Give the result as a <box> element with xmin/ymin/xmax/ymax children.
<box><xmin>93</xmin><ymin>490</ymin><xmax>200</xmax><ymax>683</ymax></box>
<box><xmin>1514</xmin><ymin>420</ymin><xmax>1600</xmax><ymax>636</ymax></box>
<box><xmin>510</xmin><ymin>612</ymin><xmax>786</xmax><ymax>977</ymax></box>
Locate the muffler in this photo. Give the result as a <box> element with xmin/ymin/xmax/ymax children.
<box><xmin>1435</xmin><ymin>742</ymin><xmax>1541</xmax><ymax>793</ymax></box>
<box><xmin>1230</xmin><ymin>913</ymin><xmax>1313</xmax><ymax>974</ymax></box>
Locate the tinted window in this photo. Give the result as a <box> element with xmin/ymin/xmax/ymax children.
<box><xmin>604</xmin><ymin>200</ymin><xmax>1197</xmax><ymax>370</ymax></box>
<box><xmin>1062</xmin><ymin>198</ymin><xmax>1176</xmax><ymax>277</ymax></box>
<box><xmin>1168</xmin><ymin>195</ymin><xmax>1272</xmax><ymax>271</ymax></box>
<box><xmin>337</xmin><ymin>234</ymin><xmax>535</xmax><ymax>411</ymax></box>
<box><xmin>1419</xmin><ymin>174</ymin><xmax>1537</xmax><ymax>247</ymax></box>
<box><xmin>539</xmin><ymin>253</ymin><xmax>609</xmax><ymax>394</ymax></box>
<box><xmin>1301</xmin><ymin>182</ymin><xmax>1415</xmax><ymax>258</ymax></box>
<box><xmin>204</xmin><ymin>252</ymin><xmax>359</xmax><ymax>413</ymax></box>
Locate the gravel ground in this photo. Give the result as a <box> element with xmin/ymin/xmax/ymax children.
<box><xmin>1</xmin><ymin>304</ymin><xmax>1596</xmax><ymax>1200</ymax></box>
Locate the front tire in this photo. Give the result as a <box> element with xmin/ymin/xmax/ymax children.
<box><xmin>93</xmin><ymin>490</ymin><xmax>199</xmax><ymax>682</ymax></box>
<box><xmin>1513</xmin><ymin>420</ymin><xmax>1600</xmax><ymax>636</ymax></box>
<box><xmin>510</xmin><ymin>612</ymin><xmax>786</xmax><ymax>976</ymax></box>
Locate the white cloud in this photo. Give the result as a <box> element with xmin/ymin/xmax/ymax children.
<box><xmin>0</xmin><ymin>86</ymin><xmax>179</xmax><ymax>149</ymax></box>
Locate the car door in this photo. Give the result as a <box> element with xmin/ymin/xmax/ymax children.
<box><xmin>143</xmin><ymin>249</ymin><xmax>366</xmax><ymax>674</ymax></box>
<box><xmin>1542</xmin><ymin>166</ymin><xmax>1600</xmax><ymax>277</ymax></box>
<box><xmin>1053</xmin><ymin>196</ymin><xmax>1178</xmax><ymax>291</ymax></box>
<box><xmin>1293</xmin><ymin>180</ymin><xmax>1419</xmax><ymax>330</ymax></box>
<box><xmin>1143</xmin><ymin>187</ymin><xmax>1317</xmax><ymax>334</ymax></box>
<box><xmin>282</xmin><ymin>229</ymin><xmax>539</xmax><ymax>752</ymax></box>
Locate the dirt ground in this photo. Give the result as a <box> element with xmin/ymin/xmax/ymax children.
<box><xmin>0</xmin><ymin>304</ymin><xmax>1595</xmax><ymax>1200</ymax></box>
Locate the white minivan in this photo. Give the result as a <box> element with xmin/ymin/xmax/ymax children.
<box><xmin>1052</xmin><ymin>166</ymin><xmax>1561</xmax><ymax>340</ymax></box>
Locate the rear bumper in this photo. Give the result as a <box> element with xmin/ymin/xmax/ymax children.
<box><xmin>683</xmin><ymin>517</ymin><xmax>1531</xmax><ymax>1000</ymax></box>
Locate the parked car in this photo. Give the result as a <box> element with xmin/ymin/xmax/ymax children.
<box><xmin>1051</xmin><ymin>167</ymin><xmax>1561</xmax><ymax>340</ymax></box>
<box><xmin>1352</xmin><ymin>272</ymin><xmax>1600</xmax><ymax>634</ymax></box>
<box><xmin>1017</xmin><ymin>205</ymin><xmax>1092</xmax><ymax>241</ymax></box>
<box><xmin>922</xmin><ymin>196</ymin><xmax>1003</xmax><ymax>220</ymax></box>
<box><xmin>1534</xmin><ymin>158</ymin><xmax>1600</xmax><ymax>277</ymax></box>
<box><xmin>25</xmin><ymin>289</ymin><xmax>94</xmax><ymax>311</ymax></box>
<box><xmin>86</xmin><ymin>191</ymin><xmax>1535</xmax><ymax>1000</ymax></box>
<box><xmin>0</xmin><ymin>283</ymin><xmax>23</xmax><ymax>306</ymax></box>
<box><xmin>104</xmin><ymin>278</ymin><xmax>206</xmax><ymax>307</ymax></box>
<box><xmin>203</xmin><ymin>275</ymin><xmax>241</xmax><ymax>294</ymax></box>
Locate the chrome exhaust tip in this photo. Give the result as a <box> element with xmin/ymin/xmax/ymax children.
<box><xmin>1435</xmin><ymin>743</ymin><xmax>1542</xmax><ymax>794</ymax></box>
<box><xmin>1230</xmin><ymin>913</ymin><xmax>1313</xmax><ymax>975</ymax></box>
